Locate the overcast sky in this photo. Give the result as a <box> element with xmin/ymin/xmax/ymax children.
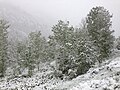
<box><xmin>0</xmin><ymin>0</ymin><xmax>120</xmax><ymax>37</ymax></box>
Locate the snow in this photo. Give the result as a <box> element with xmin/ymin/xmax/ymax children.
<box><xmin>66</xmin><ymin>42</ymin><xmax>72</xmax><ymax>46</ymax></box>
<box><xmin>0</xmin><ymin>51</ymin><xmax>120</xmax><ymax>90</ymax></box>
<box><xmin>49</xmin><ymin>54</ymin><xmax>120</xmax><ymax>90</ymax></box>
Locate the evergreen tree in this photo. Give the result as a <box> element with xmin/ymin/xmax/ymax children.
<box><xmin>16</xmin><ymin>41</ymin><xmax>26</xmax><ymax>75</ymax></box>
<box><xmin>47</xmin><ymin>35</ymin><xmax>56</xmax><ymax>62</ymax></box>
<box><xmin>50</xmin><ymin>20</ymin><xmax>96</xmax><ymax>79</ymax></box>
<box><xmin>16</xmin><ymin>31</ymin><xmax>47</xmax><ymax>77</ymax></box>
<box><xmin>17</xmin><ymin>31</ymin><xmax>47</xmax><ymax>77</ymax></box>
<box><xmin>86</xmin><ymin>6</ymin><xmax>114</xmax><ymax>63</ymax></box>
<box><xmin>50</xmin><ymin>20</ymin><xmax>74</xmax><ymax>77</ymax></box>
<box><xmin>69</xmin><ymin>20</ymin><xmax>97</xmax><ymax>76</ymax></box>
<box><xmin>73</xmin><ymin>28</ymin><xmax>97</xmax><ymax>76</ymax></box>
<box><xmin>0</xmin><ymin>20</ymin><xmax>9</xmax><ymax>77</ymax></box>
<box><xmin>28</xmin><ymin>31</ymin><xmax>47</xmax><ymax>71</ymax></box>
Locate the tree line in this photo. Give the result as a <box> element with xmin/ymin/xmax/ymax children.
<box><xmin>0</xmin><ymin>6</ymin><xmax>115</xmax><ymax>79</ymax></box>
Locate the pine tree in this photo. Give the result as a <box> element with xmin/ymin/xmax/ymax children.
<box><xmin>28</xmin><ymin>31</ymin><xmax>47</xmax><ymax>71</ymax></box>
<box><xmin>0</xmin><ymin>20</ymin><xmax>9</xmax><ymax>77</ymax></box>
<box><xmin>16</xmin><ymin>31</ymin><xmax>47</xmax><ymax>77</ymax></box>
<box><xmin>50</xmin><ymin>20</ymin><xmax>97</xmax><ymax>79</ymax></box>
<box><xmin>86</xmin><ymin>6</ymin><xmax>114</xmax><ymax>63</ymax></box>
<box><xmin>47</xmin><ymin>35</ymin><xmax>57</xmax><ymax>62</ymax></box>
<box><xmin>50</xmin><ymin>20</ymin><xmax>74</xmax><ymax>77</ymax></box>
<box><xmin>70</xmin><ymin>21</ymin><xmax>97</xmax><ymax>76</ymax></box>
<box><xmin>16</xmin><ymin>41</ymin><xmax>26</xmax><ymax>75</ymax></box>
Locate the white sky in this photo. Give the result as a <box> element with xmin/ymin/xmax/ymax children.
<box><xmin>1</xmin><ymin>0</ymin><xmax>120</xmax><ymax>37</ymax></box>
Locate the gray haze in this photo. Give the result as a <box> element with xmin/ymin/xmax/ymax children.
<box><xmin>0</xmin><ymin>0</ymin><xmax>120</xmax><ymax>37</ymax></box>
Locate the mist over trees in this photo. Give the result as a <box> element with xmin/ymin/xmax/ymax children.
<box><xmin>0</xmin><ymin>6</ymin><xmax>115</xmax><ymax>80</ymax></box>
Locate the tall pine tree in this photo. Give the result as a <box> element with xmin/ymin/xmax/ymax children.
<box><xmin>28</xmin><ymin>31</ymin><xmax>47</xmax><ymax>71</ymax></box>
<box><xmin>50</xmin><ymin>20</ymin><xmax>74</xmax><ymax>77</ymax></box>
<box><xmin>86</xmin><ymin>6</ymin><xmax>114</xmax><ymax>63</ymax></box>
<box><xmin>0</xmin><ymin>20</ymin><xmax>9</xmax><ymax>77</ymax></box>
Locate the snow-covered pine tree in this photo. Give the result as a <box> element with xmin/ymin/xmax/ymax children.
<box><xmin>47</xmin><ymin>35</ymin><xmax>56</xmax><ymax>62</ymax></box>
<box><xmin>16</xmin><ymin>31</ymin><xmax>47</xmax><ymax>77</ymax></box>
<box><xmin>86</xmin><ymin>6</ymin><xmax>114</xmax><ymax>63</ymax></box>
<box><xmin>16</xmin><ymin>40</ymin><xmax>35</xmax><ymax>77</ymax></box>
<box><xmin>50</xmin><ymin>20</ymin><xmax>74</xmax><ymax>78</ymax></box>
<box><xmin>50</xmin><ymin>20</ymin><xmax>97</xmax><ymax>79</ymax></box>
<box><xmin>28</xmin><ymin>31</ymin><xmax>47</xmax><ymax>71</ymax></box>
<box><xmin>71</xmin><ymin>21</ymin><xmax>97</xmax><ymax>76</ymax></box>
<box><xmin>0</xmin><ymin>20</ymin><xmax>9</xmax><ymax>77</ymax></box>
<box><xmin>16</xmin><ymin>41</ymin><xmax>26</xmax><ymax>75</ymax></box>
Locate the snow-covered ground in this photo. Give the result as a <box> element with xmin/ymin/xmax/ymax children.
<box><xmin>0</xmin><ymin>51</ymin><xmax>120</xmax><ymax>90</ymax></box>
<box><xmin>0</xmin><ymin>62</ymin><xmax>61</xmax><ymax>90</ymax></box>
<box><xmin>53</xmin><ymin>57</ymin><xmax>120</xmax><ymax>90</ymax></box>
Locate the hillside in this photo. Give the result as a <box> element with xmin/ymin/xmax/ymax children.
<box><xmin>0</xmin><ymin>2</ymin><xmax>119</xmax><ymax>90</ymax></box>
<box><xmin>0</xmin><ymin>50</ymin><xmax>120</xmax><ymax>90</ymax></box>
<box><xmin>52</xmin><ymin>51</ymin><xmax>120</xmax><ymax>90</ymax></box>
<box><xmin>0</xmin><ymin>2</ymin><xmax>49</xmax><ymax>41</ymax></box>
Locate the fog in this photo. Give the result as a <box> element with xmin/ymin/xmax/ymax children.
<box><xmin>1</xmin><ymin>0</ymin><xmax>120</xmax><ymax>37</ymax></box>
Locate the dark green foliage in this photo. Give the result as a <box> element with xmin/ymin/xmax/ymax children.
<box><xmin>17</xmin><ymin>31</ymin><xmax>47</xmax><ymax>77</ymax></box>
<box><xmin>116</xmin><ymin>37</ymin><xmax>120</xmax><ymax>50</ymax></box>
<box><xmin>47</xmin><ymin>36</ymin><xmax>56</xmax><ymax>61</ymax></box>
<box><xmin>28</xmin><ymin>31</ymin><xmax>47</xmax><ymax>71</ymax></box>
<box><xmin>50</xmin><ymin>20</ymin><xmax>97</xmax><ymax>79</ymax></box>
<box><xmin>86</xmin><ymin>6</ymin><xmax>114</xmax><ymax>63</ymax></box>
<box><xmin>76</xmin><ymin>62</ymin><xmax>91</xmax><ymax>75</ymax></box>
<box><xmin>50</xmin><ymin>20</ymin><xmax>75</xmax><ymax>78</ymax></box>
<box><xmin>0</xmin><ymin>20</ymin><xmax>9</xmax><ymax>77</ymax></box>
<box><xmin>17</xmin><ymin>41</ymin><xmax>35</xmax><ymax>77</ymax></box>
<box><xmin>71</xmin><ymin>26</ymin><xmax>97</xmax><ymax>76</ymax></box>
